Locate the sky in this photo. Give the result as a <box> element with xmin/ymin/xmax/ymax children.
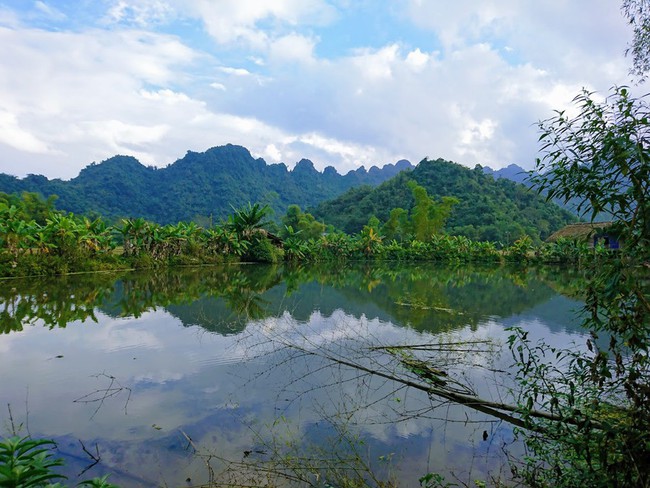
<box><xmin>0</xmin><ymin>0</ymin><xmax>637</xmax><ymax>180</ymax></box>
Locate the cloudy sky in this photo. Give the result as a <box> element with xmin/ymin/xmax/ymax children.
<box><xmin>0</xmin><ymin>0</ymin><xmax>636</xmax><ymax>179</ymax></box>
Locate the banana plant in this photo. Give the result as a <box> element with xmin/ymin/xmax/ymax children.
<box><xmin>356</xmin><ymin>225</ymin><xmax>383</xmax><ymax>257</ymax></box>
<box><xmin>0</xmin><ymin>204</ymin><xmax>34</xmax><ymax>259</ymax></box>
<box><xmin>283</xmin><ymin>225</ymin><xmax>309</xmax><ymax>261</ymax></box>
<box><xmin>227</xmin><ymin>203</ymin><xmax>270</xmax><ymax>241</ymax></box>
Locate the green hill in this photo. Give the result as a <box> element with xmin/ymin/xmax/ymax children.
<box><xmin>0</xmin><ymin>144</ymin><xmax>413</xmax><ymax>224</ymax></box>
<box><xmin>311</xmin><ymin>158</ymin><xmax>577</xmax><ymax>243</ymax></box>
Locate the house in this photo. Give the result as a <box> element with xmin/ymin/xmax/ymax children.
<box><xmin>547</xmin><ymin>222</ymin><xmax>621</xmax><ymax>249</ymax></box>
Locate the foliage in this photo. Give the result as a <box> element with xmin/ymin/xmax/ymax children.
<box><xmin>0</xmin><ymin>189</ymin><xmax>613</xmax><ymax>278</ymax></box>
<box><xmin>0</xmin><ymin>436</ymin><xmax>117</xmax><ymax>487</ymax></box>
<box><xmin>280</xmin><ymin>205</ymin><xmax>326</xmax><ymax>241</ymax></box>
<box><xmin>504</xmin><ymin>236</ymin><xmax>533</xmax><ymax>262</ymax></box>
<box><xmin>282</xmin><ymin>226</ymin><xmax>310</xmax><ymax>261</ymax></box>
<box><xmin>510</xmin><ymin>86</ymin><xmax>650</xmax><ymax>487</ymax></box>
<box><xmin>408</xmin><ymin>181</ymin><xmax>458</xmax><ymax>242</ymax></box>
<box><xmin>245</xmin><ymin>236</ymin><xmax>284</xmax><ymax>264</ymax></box>
<box><xmin>0</xmin><ymin>192</ymin><xmax>58</xmax><ymax>225</ymax></box>
<box><xmin>313</xmin><ymin>158</ymin><xmax>576</xmax><ymax>244</ymax></box>
<box><xmin>0</xmin><ymin>436</ymin><xmax>65</xmax><ymax>487</ymax></box>
<box><xmin>622</xmin><ymin>0</ymin><xmax>650</xmax><ymax>81</ymax></box>
<box><xmin>531</xmin><ymin>86</ymin><xmax>650</xmax><ymax>238</ymax></box>
<box><xmin>381</xmin><ymin>208</ymin><xmax>409</xmax><ymax>242</ymax></box>
<box><xmin>226</xmin><ymin>202</ymin><xmax>271</xmax><ymax>240</ymax></box>
<box><xmin>355</xmin><ymin>218</ymin><xmax>384</xmax><ymax>256</ymax></box>
<box><xmin>0</xmin><ymin>145</ymin><xmax>410</xmax><ymax>225</ymax></box>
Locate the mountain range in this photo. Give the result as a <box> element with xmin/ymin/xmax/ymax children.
<box><xmin>0</xmin><ymin>145</ymin><xmax>576</xmax><ymax>242</ymax></box>
<box><xmin>312</xmin><ymin>158</ymin><xmax>575</xmax><ymax>243</ymax></box>
<box><xmin>0</xmin><ymin>144</ymin><xmax>413</xmax><ymax>224</ymax></box>
<box><xmin>482</xmin><ymin>163</ymin><xmax>530</xmax><ymax>184</ymax></box>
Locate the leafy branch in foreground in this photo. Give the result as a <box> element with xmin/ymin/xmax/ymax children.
<box><xmin>0</xmin><ymin>436</ymin><xmax>118</xmax><ymax>487</ymax></box>
<box><xmin>515</xmin><ymin>86</ymin><xmax>650</xmax><ymax>487</ymax></box>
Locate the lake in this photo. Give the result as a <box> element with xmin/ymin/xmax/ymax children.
<box><xmin>0</xmin><ymin>262</ymin><xmax>588</xmax><ymax>487</ymax></box>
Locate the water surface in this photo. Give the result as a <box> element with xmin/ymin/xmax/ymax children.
<box><xmin>0</xmin><ymin>263</ymin><xmax>587</xmax><ymax>487</ymax></box>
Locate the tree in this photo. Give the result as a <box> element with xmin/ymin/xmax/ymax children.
<box><xmin>407</xmin><ymin>181</ymin><xmax>458</xmax><ymax>242</ymax></box>
<box><xmin>382</xmin><ymin>207</ymin><xmax>408</xmax><ymax>242</ymax></box>
<box><xmin>280</xmin><ymin>205</ymin><xmax>325</xmax><ymax>241</ymax></box>
<box><xmin>514</xmin><ymin>86</ymin><xmax>650</xmax><ymax>487</ymax></box>
<box><xmin>623</xmin><ymin>0</ymin><xmax>650</xmax><ymax>81</ymax></box>
<box><xmin>532</xmin><ymin>86</ymin><xmax>649</xmax><ymax>249</ymax></box>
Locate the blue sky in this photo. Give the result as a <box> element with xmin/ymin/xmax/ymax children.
<box><xmin>0</xmin><ymin>0</ymin><xmax>635</xmax><ymax>179</ymax></box>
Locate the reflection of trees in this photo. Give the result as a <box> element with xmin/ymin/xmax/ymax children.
<box><xmin>102</xmin><ymin>264</ymin><xmax>284</xmax><ymax>335</ymax></box>
<box><xmin>283</xmin><ymin>262</ymin><xmax>567</xmax><ymax>332</ymax></box>
<box><xmin>204</xmin><ymin>311</ymin><xmax>534</xmax><ymax>487</ymax></box>
<box><xmin>0</xmin><ymin>273</ymin><xmax>118</xmax><ymax>333</ymax></box>
<box><xmin>526</xmin><ymin>265</ymin><xmax>589</xmax><ymax>299</ymax></box>
<box><xmin>0</xmin><ymin>264</ymin><xmax>285</xmax><ymax>335</ymax></box>
<box><xmin>0</xmin><ymin>262</ymin><xmax>588</xmax><ymax>336</ymax></box>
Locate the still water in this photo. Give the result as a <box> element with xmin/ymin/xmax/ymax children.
<box><xmin>0</xmin><ymin>263</ymin><xmax>587</xmax><ymax>487</ymax></box>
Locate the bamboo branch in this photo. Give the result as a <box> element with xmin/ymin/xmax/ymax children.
<box><xmin>284</xmin><ymin>343</ymin><xmax>602</xmax><ymax>432</ymax></box>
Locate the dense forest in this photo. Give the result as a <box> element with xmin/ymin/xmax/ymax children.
<box><xmin>0</xmin><ymin>146</ymin><xmax>576</xmax><ymax>245</ymax></box>
<box><xmin>0</xmin><ymin>144</ymin><xmax>413</xmax><ymax>224</ymax></box>
<box><xmin>312</xmin><ymin>157</ymin><xmax>576</xmax><ymax>243</ymax></box>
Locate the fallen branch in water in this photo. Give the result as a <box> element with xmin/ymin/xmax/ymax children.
<box><xmin>73</xmin><ymin>372</ymin><xmax>132</xmax><ymax>420</ymax></box>
<box><xmin>282</xmin><ymin>342</ymin><xmax>602</xmax><ymax>433</ymax></box>
<box><xmin>77</xmin><ymin>439</ymin><xmax>101</xmax><ymax>477</ymax></box>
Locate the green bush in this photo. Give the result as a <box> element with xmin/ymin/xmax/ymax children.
<box><xmin>246</xmin><ymin>237</ymin><xmax>284</xmax><ymax>263</ymax></box>
<box><xmin>0</xmin><ymin>436</ymin><xmax>118</xmax><ymax>487</ymax></box>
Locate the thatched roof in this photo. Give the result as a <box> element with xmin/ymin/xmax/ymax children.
<box><xmin>254</xmin><ymin>228</ymin><xmax>283</xmax><ymax>247</ymax></box>
<box><xmin>546</xmin><ymin>222</ymin><xmax>613</xmax><ymax>242</ymax></box>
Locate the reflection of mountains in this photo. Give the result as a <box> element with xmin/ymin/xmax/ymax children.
<box><xmin>160</xmin><ymin>264</ymin><xmax>581</xmax><ymax>335</ymax></box>
<box><xmin>0</xmin><ymin>263</ymin><xmax>587</xmax><ymax>336</ymax></box>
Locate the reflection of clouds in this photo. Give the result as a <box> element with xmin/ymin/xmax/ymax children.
<box><xmin>0</xmin><ymin>307</ymin><xmax>250</xmax><ymax>440</ymax></box>
<box><xmin>0</xmin><ymin>289</ymin><xmax>590</xmax><ymax>486</ymax></box>
<box><xmin>83</xmin><ymin>315</ymin><xmax>165</xmax><ymax>352</ymax></box>
<box><xmin>132</xmin><ymin>371</ymin><xmax>184</xmax><ymax>384</ymax></box>
<box><xmin>240</xmin><ymin>306</ymin><xmax>590</xmax><ymax>449</ymax></box>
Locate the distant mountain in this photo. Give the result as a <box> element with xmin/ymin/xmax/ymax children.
<box><xmin>481</xmin><ymin>163</ymin><xmax>614</xmax><ymax>222</ymax></box>
<box><xmin>0</xmin><ymin>145</ymin><xmax>414</xmax><ymax>224</ymax></box>
<box><xmin>312</xmin><ymin>158</ymin><xmax>577</xmax><ymax>243</ymax></box>
<box><xmin>482</xmin><ymin>163</ymin><xmax>530</xmax><ymax>184</ymax></box>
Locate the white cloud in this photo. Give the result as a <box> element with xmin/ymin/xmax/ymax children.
<box><xmin>0</xmin><ymin>25</ymin><xmax>207</xmax><ymax>176</ymax></box>
<box><xmin>269</xmin><ymin>33</ymin><xmax>317</xmax><ymax>64</ymax></box>
<box><xmin>33</xmin><ymin>1</ymin><xmax>67</xmax><ymax>21</ymax></box>
<box><xmin>264</xmin><ymin>143</ymin><xmax>281</xmax><ymax>161</ymax></box>
<box><xmin>218</xmin><ymin>66</ymin><xmax>252</xmax><ymax>76</ymax></box>
<box><xmin>0</xmin><ymin>0</ymin><xmax>640</xmax><ymax>179</ymax></box>
<box><xmin>0</xmin><ymin>109</ymin><xmax>51</xmax><ymax>153</ymax></box>
<box><xmin>405</xmin><ymin>48</ymin><xmax>430</xmax><ymax>72</ymax></box>
<box><xmin>180</xmin><ymin>0</ymin><xmax>336</xmax><ymax>49</ymax></box>
<box><xmin>104</xmin><ymin>0</ymin><xmax>176</xmax><ymax>26</ymax></box>
<box><xmin>350</xmin><ymin>44</ymin><xmax>400</xmax><ymax>81</ymax></box>
<box><xmin>79</xmin><ymin>119</ymin><xmax>169</xmax><ymax>154</ymax></box>
<box><xmin>0</xmin><ymin>6</ymin><xmax>20</xmax><ymax>27</ymax></box>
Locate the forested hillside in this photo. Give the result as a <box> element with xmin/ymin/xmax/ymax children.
<box><xmin>312</xmin><ymin>158</ymin><xmax>576</xmax><ymax>243</ymax></box>
<box><xmin>0</xmin><ymin>144</ymin><xmax>413</xmax><ymax>224</ymax></box>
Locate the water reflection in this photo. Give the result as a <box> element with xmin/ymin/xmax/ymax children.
<box><xmin>0</xmin><ymin>263</ymin><xmax>588</xmax><ymax>487</ymax></box>
<box><xmin>0</xmin><ymin>263</ymin><xmax>588</xmax><ymax>336</ymax></box>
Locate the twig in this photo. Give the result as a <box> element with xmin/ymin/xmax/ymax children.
<box><xmin>369</xmin><ymin>340</ymin><xmax>492</xmax><ymax>351</ymax></box>
<box><xmin>77</xmin><ymin>439</ymin><xmax>101</xmax><ymax>477</ymax></box>
<box><xmin>7</xmin><ymin>403</ymin><xmax>17</xmax><ymax>435</ymax></box>
<box><xmin>73</xmin><ymin>372</ymin><xmax>132</xmax><ymax>419</ymax></box>
<box><xmin>284</xmin><ymin>343</ymin><xmax>602</xmax><ymax>432</ymax></box>
<box><xmin>24</xmin><ymin>388</ymin><xmax>31</xmax><ymax>437</ymax></box>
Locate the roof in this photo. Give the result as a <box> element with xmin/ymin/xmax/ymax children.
<box><xmin>546</xmin><ymin>222</ymin><xmax>613</xmax><ymax>242</ymax></box>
